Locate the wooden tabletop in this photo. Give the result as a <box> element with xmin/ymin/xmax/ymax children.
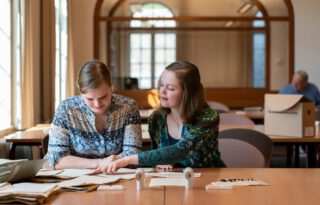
<box><xmin>45</xmin><ymin>168</ymin><xmax>320</xmax><ymax>205</ymax></box>
<box><xmin>165</xmin><ymin>168</ymin><xmax>320</xmax><ymax>205</ymax></box>
<box><xmin>46</xmin><ymin>177</ymin><xmax>164</xmax><ymax>205</ymax></box>
<box><xmin>219</xmin><ymin>124</ymin><xmax>320</xmax><ymax>143</ymax></box>
<box><xmin>231</xmin><ymin>110</ymin><xmax>264</xmax><ymax>120</ymax></box>
<box><xmin>5</xmin><ymin>124</ymin><xmax>50</xmax><ymax>143</ymax></box>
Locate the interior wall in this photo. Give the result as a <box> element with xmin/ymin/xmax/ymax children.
<box><xmin>69</xmin><ymin>0</ymin><xmax>96</xmax><ymax>81</ymax></box>
<box><xmin>292</xmin><ymin>0</ymin><xmax>320</xmax><ymax>89</ymax></box>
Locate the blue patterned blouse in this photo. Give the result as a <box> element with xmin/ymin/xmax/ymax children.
<box><xmin>47</xmin><ymin>94</ymin><xmax>142</xmax><ymax>168</ymax></box>
<box><xmin>138</xmin><ymin>107</ymin><xmax>225</xmax><ymax>168</ymax></box>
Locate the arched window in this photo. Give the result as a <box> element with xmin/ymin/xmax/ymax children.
<box><xmin>252</xmin><ymin>11</ymin><xmax>266</xmax><ymax>88</ymax></box>
<box><xmin>129</xmin><ymin>3</ymin><xmax>176</xmax><ymax>88</ymax></box>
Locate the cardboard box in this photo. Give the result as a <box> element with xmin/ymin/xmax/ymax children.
<box><xmin>264</xmin><ymin>94</ymin><xmax>315</xmax><ymax>137</ymax></box>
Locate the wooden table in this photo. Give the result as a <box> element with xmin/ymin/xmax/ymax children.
<box><xmin>5</xmin><ymin>124</ymin><xmax>50</xmax><ymax>159</ymax></box>
<box><xmin>45</xmin><ymin>168</ymin><xmax>320</xmax><ymax>205</ymax></box>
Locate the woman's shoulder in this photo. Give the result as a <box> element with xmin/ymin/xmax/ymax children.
<box><xmin>58</xmin><ymin>96</ymin><xmax>83</xmax><ymax>110</ymax></box>
<box><xmin>148</xmin><ymin>110</ymin><xmax>166</xmax><ymax>126</ymax></box>
<box><xmin>112</xmin><ymin>94</ymin><xmax>138</xmax><ymax>107</ymax></box>
<box><xmin>196</xmin><ymin>106</ymin><xmax>219</xmax><ymax>122</ymax></box>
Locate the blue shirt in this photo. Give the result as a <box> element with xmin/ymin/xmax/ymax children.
<box><xmin>279</xmin><ymin>83</ymin><xmax>320</xmax><ymax>108</ymax></box>
<box><xmin>47</xmin><ymin>94</ymin><xmax>142</xmax><ymax>168</ymax></box>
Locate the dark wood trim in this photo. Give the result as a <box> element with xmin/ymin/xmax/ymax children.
<box><xmin>93</xmin><ymin>0</ymin><xmax>104</xmax><ymax>59</ymax></box>
<box><xmin>284</xmin><ymin>0</ymin><xmax>295</xmax><ymax>82</ymax></box>
<box><xmin>114</xmin><ymin>88</ymin><xmax>277</xmax><ymax>109</ymax></box>
<box><xmin>97</xmin><ymin>16</ymin><xmax>289</xmax><ymax>22</ymax></box>
<box><xmin>114</xmin><ymin>27</ymin><xmax>266</xmax><ymax>31</ymax></box>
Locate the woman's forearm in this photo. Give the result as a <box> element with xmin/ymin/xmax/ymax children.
<box><xmin>54</xmin><ymin>155</ymin><xmax>100</xmax><ymax>170</ymax></box>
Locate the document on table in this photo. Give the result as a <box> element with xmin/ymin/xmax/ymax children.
<box><xmin>149</xmin><ymin>178</ymin><xmax>187</xmax><ymax>187</ymax></box>
<box><xmin>206</xmin><ymin>179</ymin><xmax>269</xmax><ymax>190</ymax></box>
<box><xmin>37</xmin><ymin>169</ymin><xmax>96</xmax><ymax>179</ymax></box>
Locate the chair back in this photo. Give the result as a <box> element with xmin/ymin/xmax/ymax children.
<box><xmin>218</xmin><ymin>128</ymin><xmax>273</xmax><ymax>167</ymax></box>
<box><xmin>315</xmin><ymin>110</ymin><xmax>320</xmax><ymax>121</ymax></box>
<box><xmin>219</xmin><ymin>113</ymin><xmax>254</xmax><ymax>125</ymax></box>
<box><xmin>207</xmin><ymin>101</ymin><xmax>229</xmax><ymax>113</ymax></box>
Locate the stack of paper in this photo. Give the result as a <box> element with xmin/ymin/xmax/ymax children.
<box><xmin>0</xmin><ymin>182</ymin><xmax>59</xmax><ymax>204</ymax></box>
<box><xmin>0</xmin><ymin>159</ymin><xmax>27</xmax><ymax>183</ymax></box>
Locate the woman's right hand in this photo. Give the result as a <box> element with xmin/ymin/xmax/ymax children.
<box><xmin>95</xmin><ymin>155</ymin><xmax>118</xmax><ymax>173</ymax></box>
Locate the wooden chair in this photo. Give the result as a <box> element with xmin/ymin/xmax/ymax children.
<box><xmin>40</xmin><ymin>135</ymin><xmax>49</xmax><ymax>157</ymax></box>
<box><xmin>218</xmin><ymin>128</ymin><xmax>273</xmax><ymax>167</ymax></box>
<box><xmin>315</xmin><ymin>110</ymin><xmax>320</xmax><ymax>121</ymax></box>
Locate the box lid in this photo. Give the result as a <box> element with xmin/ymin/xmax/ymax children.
<box><xmin>265</xmin><ymin>94</ymin><xmax>310</xmax><ymax>112</ymax></box>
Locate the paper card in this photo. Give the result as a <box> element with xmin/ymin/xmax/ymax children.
<box><xmin>146</xmin><ymin>172</ymin><xmax>201</xmax><ymax>178</ymax></box>
<box><xmin>149</xmin><ymin>178</ymin><xmax>187</xmax><ymax>187</ymax></box>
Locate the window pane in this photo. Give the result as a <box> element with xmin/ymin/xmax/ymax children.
<box><xmin>129</xmin><ymin>3</ymin><xmax>176</xmax><ymax>89</ymax></box>
<box><xmin>253</xmin><ymin>33</ymin><xmax>266</xmax><ymax>88</ymax></box>
<box><xmin>155</xmin><ymin>34</ymin><xmax>165</xmax><ymax>48</ymax></box>
<box><xmin>55</xmin><ymin>0</ymin><xmax>68</xmax><ymax>108</ymax></box>
<box><xmin>141</xmin><ymin>49</ymin><xmax>151</xmax><ymax>63</ymax></box>
<box><xmin>165</xmin><ymin>49</ymin><xmax>176</xmax><ymax>63</ymax></box>
<box><xmin>130</xmin><ymin>49</ymin><xmax>140</xmax><ymax>64</ymax></box>
<box><xmin>130</xmin><ymin>34</ymin><xmax>140</xmax><ymax>48</ymax></box>
<box><xmin>130</xmin><ymin>64</ymin><xmax>140</xmax><ymax>77</ymax></box>
<box><xmin>165</xmin><ymin>34</ymin><xmax>176</xmax><ymax>48</ymax></box>
<box><xmin>155</xmin><ymin>49</ymin><xmax>165</xmax><ymax>63</ymax></box>
<box><xmin>141</xmin><ymin>34</ymin><xmax>151</xmax><ymax>48</ymax></box>
<box><xmin>0</xmin><ymin>0</ymin><xmax>11</xmax><ymax>129</ymax></box>
<box><xmin>141</xmin><ymin>64</ymin><xmax>151</xmax><ymax>77</ymax></box>
<box><xmin>139</xmin><ymin>78</ymin><xmax>151</xmax><ymax>89</ymax></box>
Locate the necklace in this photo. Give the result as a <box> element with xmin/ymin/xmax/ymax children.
<box><xmin>170</xmin><ymin>114</ymin><xmax>182</xmax><ymax>131</ymax></box>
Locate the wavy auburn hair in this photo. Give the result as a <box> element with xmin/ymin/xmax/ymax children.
<box><xmin>158</xmin><ymin>60</ymin><xmax>206</xmax><ymax>124</ymax></box>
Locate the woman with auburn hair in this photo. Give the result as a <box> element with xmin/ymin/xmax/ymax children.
<box><xmin>101</xmin><ymin>60</ymin><xmax>225</xmax><ymax>173</ymax></box>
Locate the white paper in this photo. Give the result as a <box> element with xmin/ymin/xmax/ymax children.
<box><xmin>149</xmin><ymin>178</ymin><xmax>187</xmax><ymax>187</ymax></box>
<box><xmin>206</xmin><ymin>180</ymin><xmax>269</xmax><ymax>190</ymax></box>
<box><xmin>58</xmin><ymin>175</ymin><xmax>120</xmax><ymax>188</ymax></box>
<box><xmin>0</xmin><ymin>159</ymin><xmax>27</xmax><ymax>167</ymax></box>
<box><xmin>98</xmin><ymin>173</ymin><xmax>136</xmax><ymax>180</ymax></box>
<box><xmin>36</xmin><ymin>169</ymin><xmax>63</xmax><ymax>177</ymax></box>
<box><xmin>146</xmin><ymin>172</ymin><xmax>201</xmax><ymax>178</ymax></box>
<box><xmin>116</xmin><ymin>168</ymin><xmax>153</xmax><ymax>174</ymax></box>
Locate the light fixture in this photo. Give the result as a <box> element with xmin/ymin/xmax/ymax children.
<box><xmin>225</xmin><ymin>21</ymin><xmax>234</xmax><ymax>28</ymax></box>
<box><xmin>237</xmin><ymin>2</ymin><xmax>253</xmax><ymax>14</ymax></box>
<box><xmin>129</xmin><ymin>3</ymin><xmax>142</xmax><ymax>13</ymax></box>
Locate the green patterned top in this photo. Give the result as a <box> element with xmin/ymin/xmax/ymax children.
<box><xmin>138</xmin><ymin>107</ymin><xmax>225</xmax><ymax>168</ymax></box>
